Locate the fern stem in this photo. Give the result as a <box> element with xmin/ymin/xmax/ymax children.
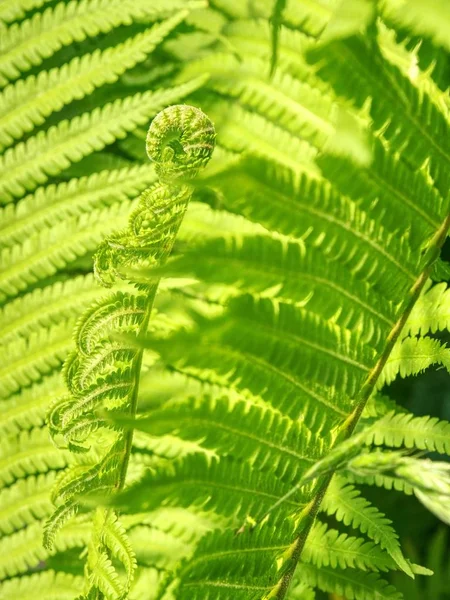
<box><xmin>115</xmin><ymin>284</ymin><xmax>158</xmax><ymax>491</ymax></box>
<box><xmin>274</xmin><ymin>210</ymin><xmax>450</xmax><ymax>599</ymax></box>
<box><xmin>346</xmin><ymin>211</ymin><xmax>450</xmax><ymax>429</ymax></box>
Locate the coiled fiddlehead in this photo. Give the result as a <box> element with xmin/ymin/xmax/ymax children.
<box><xmin>94</xmin><ymin>105</ymin><xmax>216</xmax><ymax>286</ymax></box>
<box><xmin>44</xmin><ymin>105</ymin><xmax>215</xmax><ymax>600</ymax></box>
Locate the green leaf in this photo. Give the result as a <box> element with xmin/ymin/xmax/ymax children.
<box><xmin>380</xmin><ymin>0</ymin><xmax>450</xmax><ymax>51</ymax></box>
<box><xmin>365</xmin><ymin>411</ymin><xmax>450</xmax><ymax>454</ymax></box>
<box><xmin>322</xmin><ymin>475</ymin><xmax>413</xmax><ymax>577</ymax></box>
<box><xmin>379</xmin><ymin>336</ymin><xmax>450</xmax><ymax>387</ymax></box>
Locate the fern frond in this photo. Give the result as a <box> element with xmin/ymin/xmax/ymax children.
<box><xmin>344</xmin><ymin>470</ymin><xmax>414</xmax><ymax>496</ymax></box>
<box><xmin>0</xmin><ymin>471</ymin><xmax>56</xmax><ymax>535</ymax></box>
<box><xmin>0</xmin><ymin>322</ymin><xmax>74</xmax><ymax>398</ymax></box>
<box><xmin>152</xmin><ymin>354</ymin><xmax>347</xmax><ymax>437</ymax></box>
<box><xmin>380</xmin><ymin>0</ymin><xmax>450</xmax><ymax>52</ymax></box>
<box><xmin>40</xmin><ymin>105</ymin><xmax>217</xmax><ymax>598</ymax></box>
<box><xmin>129</xmin><ymin>429</ymin><xmax>211</xmax><ymax>469</ymax></box>
<box><xmin>2</xmin><ymin>3</ymin><xmax>448</xmax><ymax>594</ymax></box>
<box><xmin>308</xmin><ymin>15</ymin><xmax>450</xmax><ymax>198</ymax></box>
<box><xmin>0</xmin><ymin>0</ymin><xmax>198</xmax><ymax>85</ymax></box>
<box><xmin>0</xmin><ymin>518</ymin><xmax>91</xmax><ymax>579</ymax></box>
<box><xmin>0</xmin><ymin>203</ymin><xmax>134</xmax><ymax>303</ymax></box>
<box><xmin>99</xmin><ymin>509</ymin><xmax>136</xmax><ymax>582</ymax></box>
<box><xmin>352</xmin><ymin>451</ymin><xmax>450</xmax><ymax>495</ymax></box>
<box><xmin>364</xmin><ymin>411</ymin><xmax>450</xmax><ymax>454</ymax></box>
<box><xmin>0</xmin><ymin>374</ymin><xmax>65</xmax><ymax>436</ymax></box>
<box><xmin>346</xmin><ymin>451</ymin><xmax>450</xmax><ymax>525</ymax></box>
<box><xmin>204</xmin><ymin>99</ymin><xmax>319</xmax><ymax>173</ymax></box>
<box><xmin>149</xmin><ymin>230</ymin><xmax>395</xmax><ymax>348</ymax></box>
<box><xmin>224</xmin><ymin>18</ymin><xmax>312</xmax><ymax>81</ymax></box>
<box><xmin>303</xmin><ymin>520</ymin><xmax>394</xmax><ymax>573</ymax></box>
<box><xmin>192</xmin><ymin>30</ymin><xmax>448</xmax><ymax>257</ymax></box>
<box><xmin>0</xmin><ymin>275</ymin><xmax>103</xmax><ymax>346</ymax></box>
<box><xmin>0</xmin><ymin>570</ymin><xmax>84</xmax><ymax>600</ymax></box>
<box><xmin>120</xmin><ymin>394</ymin><xmax>320</xmax><ymax>484</ymax></box>
<box><xmin>123</xmin><ymin>505</ymin><xmax>220</xmax><ymax>576</ymax></box>
<box><xmin>76</xmin><ymin>292</ymin><xmax>147</xmax><ymax>356</ymax></box>
<box><xmin>87</xmin><ymin>548</ymin><xmax>125</xmax><ymax>599</ymax></box>
<box><xmin>202</xmin><ymin>158</ymin><xmax>418</xmax><ymax>300</ymax></box>
<box><xmin>0</xmin><ymin>165</ymin><xmax>156</xmax><ymax>250</ymax></box>
<box><xmin>140</xmin><ymin>294</ymin><xmax>377</xmax><ymax>429</ymax></box>
<box><xmin>404</xmin><ymin>281</ymin><xmax>450</xmax><ymax>337</ymax></box>
<box><xmin>180</xmin><ymin>52</ymin><xmax>335</xmax><ymax>150</ymax></box>
<box><xmin>42</xmin><ymin>503</ymin><xmax>81</xmax><ymax>553</ymax></box>
<box><xmin>298</xmin><ymin>562</ymin><xmax>402</xmax><ymax>600</ymax></box>
<box><xmin>0</xmin><ymin>0</ymin><xmax>54</xmax><ymax>25</ymax></box>
<box><xmin>318</xmin><ymin>136</ymin><xmax>445</xmax><ymax>250</ymax></box>
<box><xmin>82</xmin><ymin>508</ymin><xmax>137</xmax><ymax>599</ymax></box>
<box><xmin>375</xmin><ymin>23</ymin><xmax>448</xmax><ymax>118</ymax></box>
<box><xmin>321</xmin><ymin>475</ymin><xmax>410</xmax><ymax>574</ymax></box>
<box><xmin>378</xmin><ymin>336</ymin><xmax>450</xmax><ymax>387</ymax></box>
<box><xmin>0</xmin><ymin>12</ymin><xmax>187</xmax><ymax>150</ymax></box>
<box><xmin>0</xmin><ymin>77</ymin><xmax>206</xmax><ymax>203</ymax></box>
<box><xmin>0</xmin><ymin>427</ymin><xmax>70</xmax><ymax>488</ymax></box>
<box><xmin>179</xmin><ymin>197</ymin><xmax>265</xmax><ymax>240</ymax></box>
<box><xmin>169</xmin><ymin>520</ymin><xmax>296</xmax><ymax>600</ymax></box>
<box><xmin>116</xmin><ymin>453</ymin><xmax>304</xmax><ymax>522</ymax></box>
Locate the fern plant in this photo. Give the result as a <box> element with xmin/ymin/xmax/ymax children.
<box><xmin>44</xmin><ymin>103</ymin><xmax>216</xmax><ymax>598</ymax></box>
<box><xmin>1</xmin><ymin>0</ymin><xmax>450</xmax><ymax>599</ymax></box>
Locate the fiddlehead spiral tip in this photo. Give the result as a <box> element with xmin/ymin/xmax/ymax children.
<box><xmin>93</xmin><ymin>105</ymin><xmax>215</xmax><ymax>287</ymax></box>
<box><xmin>146</xmin><ymin>104</ymin><xmax>216</xmax><ymax>182</ymax></box>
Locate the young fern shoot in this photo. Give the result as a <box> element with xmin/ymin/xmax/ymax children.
<box><xmin>43</xmin><ymin>105</ymin><xmax>216</xmax><ymax>599</ymax></box>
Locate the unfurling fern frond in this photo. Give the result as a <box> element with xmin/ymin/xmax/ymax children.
<box><xmin>44</xmin><ymin>104</ymin><xmax>215</xmax><ymax>599</ymax></box>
